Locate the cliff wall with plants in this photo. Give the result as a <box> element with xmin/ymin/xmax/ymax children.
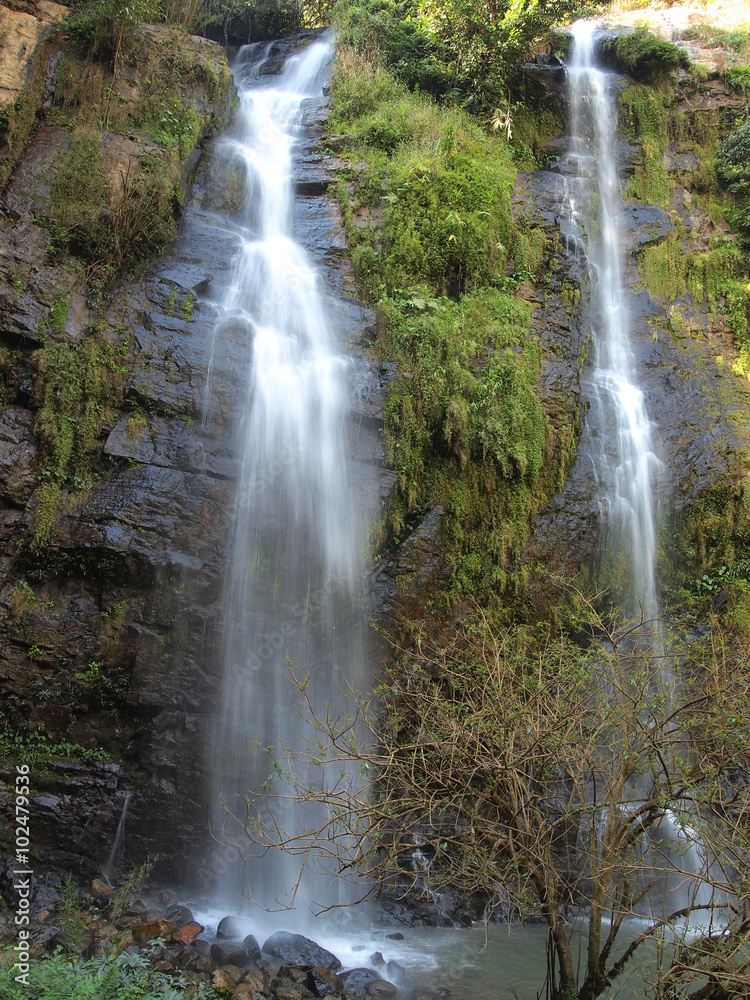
<box><xmin>0</xmin><ymin>0</ymin><xmax>239</xmax><ymax>880</ymax></box>
<box><xmin>2</xmin><ymin>0</ymin><xmax>750</xmax><ymax>954</ymax></box>
<box><xmin>334</xmin><ymin>1</ymin><xmax>750</xmax><ymax>636</ymax></box>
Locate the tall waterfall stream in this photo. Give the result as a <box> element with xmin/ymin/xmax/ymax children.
<box><xmin>192</xmin><ymin>25</ymin><xmax>715</xmax><ymax>999</ymax></box>
<box><xmin>207</xmin><ymin>36</ymin><xmax>367</xmax><ymax>925</ymax></box>
<box><xmin>565</xmin><ymin>21</ymin><xmax>661</xmax><ymax>618</ymax></box>
<box><xmin>564</xmin><ymin>20</ymin><xmax>718</xmax><ymax>941</ymax></box>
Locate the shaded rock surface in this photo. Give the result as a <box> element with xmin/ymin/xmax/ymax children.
<box><xmin>263</xmin><ymin>931</ymin><xmax>342</xmax><ymax>971</ymax></box>
<box><xmin>517</xmin><ymin>66</ymin><xmax>750</xmax><ymax>585</ymax></box>
<box><xmin>0</xmin><ymin>28</ymin><xmax>388</xmax><ymax>885</ymax></box>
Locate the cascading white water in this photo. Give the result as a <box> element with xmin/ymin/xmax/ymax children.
<box><xmin>206</xmin><ymin>36</ymin><xmax>366</xmax><ymax>923</ymax></box>
<box><xmin>565</xmin><ymin>20</ymin><xmax>660</xmax><ymax>618</ymax></box>
<box><xmin>566</xmin><ymin>22</ymin><xmax>720</xmax><ymax>926</ymax></box>
<box><xmin>103</xmin><ymin>790</ymin><xmax>132</xmax><ymax>885</ymax></box>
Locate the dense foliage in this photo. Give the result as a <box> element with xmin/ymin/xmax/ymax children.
<box><xmin>328</xmin><ymin>12</ymin><xmax>574</xmax><ymax>600</ymax></box>
<box><xmin>334</xmin><ymin>0</ymin><xmax>605</xmax><ymax>111</ymax></box>
<box><xmin>0</xmin><ymin>945</ymin><xmax>221</xmax><ymax>999</ymax></box>
<box><xmin>250</xmin><ymin>604</ymin><xmax>750</xmax><ymax>1000</ymax></box>
<box><xmin>718</xmin><ymin>119</ymin><xmax>750</xmax><ymax>253</ymax></box>
<box><xmin>598</xmin><ymin>26</ymin><xmax>689</xmax><ymax>81</ymax></box>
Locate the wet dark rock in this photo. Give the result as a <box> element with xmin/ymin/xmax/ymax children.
<box><xmin>339</xmin><ymin>969</ymin><xmax>382</xmax><ymax>996</ymax></box>
<box><xmin>133</xmin><ymin>919</ymin><xmax>176</xmax><ymax>944</ymax></box>
<box><xmin>366</xmin><ymin>981</ymin><xmax>397</xmax><ymax>999</ymax></box>
<box><xmin>369</xmin><ymin>952</ymin><xmax>385</xmax><ymax>967</ymax></box>
<box><xmin>216</xmin><ymin>916</ymin><xmax>245</xmax><ymax>941</ymax></box>
<box><xmin>385</xmin><ymin>933</ymin><xmax>403</xmax><ymax>941</ymax></box>
<box><xmin>242</xmin><ymin>933</ymin><xmax>262</xmax><ymax>960</ymax></box>
<box><xmin>370</xmin><ymin>505</ymin><xmax>448</xmax><ymax>623</ymax></box>
<box><xmin>162</xmin><ymin>903</ymin><xmax>195</xmax><ymax>925</ymax></box>
<box><xmin>212</xmin><ymin>942</ymin><xmax>256</xmax><ymax>967</ymax></box>
<box><xmin>263</xmin><ymin>931</ymin><xmax>342</xmax><ymax>971</ymax></box>
<box><xmin>384</xmin><ymin>963</ymin><xmax>404</xmax><ymax>983</ymax></box>
<box><xmin>186</xmin><ymin>952</ymin><xmax>217</xmax><ymax>974</ymax></box>
<box><xmin>307</xmin><ymin>965</ymin><xmax>344</xmax><ymax>997</ymax></box>
<box><xmin>0</xmin><ymin>407</ymin><xmax>37</xmax><ymax>503</ymax></box>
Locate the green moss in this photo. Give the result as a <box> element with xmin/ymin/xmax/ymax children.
<box><xmin>31</xmin><ymin>335</ymin><xmax>128</xmax><ymax>547</ymax></box>
<box><xmin>376</xmin><ymin>290</ymin><xmax>549</xmax><ymax>600</ymax></box>
<box><xmin>0</xmin><ymin>346</ymin><xmax>21</xmax><ymax>407</ymax></box>
<box><xmin>50</xmin><ymin>294</ymin><xmax>71</xmax><ymax>334</ymax></box>
<box><xmin>328</xmin><ymin>44</ymin><xmax>579</xmax><ymax>603</ymax></box>
<box><xmin>49</xmin><ymin>127</ymin><xmax>108</xmax><ymax>254</ymax></box>
<box><xmin>659</xmin><ymin>479</ymin><xmax>750</xmax><ymax>602</ymax></box>
<box><xmin>639</xmin><ymin>232</ymin><xmax>686</xmax><ymax>301</ymax></box>
<box><xmin>619</xmin><ymin>84</ymin><xmax>669</xmax><ymax>205</ymax></box>
<box><xmin>513</xmin><ymin>226</ymin><xmax>546</xmax><ymax>278</ymax></box>
<box><xmin>50</xmin><ymin>129</ymin><xmax>178</xmax><ymax>283</ymax></box>
<box><xmin>600</xmin><ymin>28</ymin><xmax>690</xmax><ymax>82</ymax></box>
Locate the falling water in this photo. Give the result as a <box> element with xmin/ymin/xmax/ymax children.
<box><xmin>565</xmin><ymin>21</ymin><xmax>660</xmax><ymax>619</ymax></box>
<box><xmin>207</xmin><ymin>37</ymin><xmax>366</xmax><ymax>922</ymax></box>
<box><xmin>565</xmin><ymin>22</ymin><xmax>720</xmax><ymax>925</ymax></box>
<box><xmin>103</xmin><ymin>790</ymin><xmax>132</xmax><ymax>885</ymax></box>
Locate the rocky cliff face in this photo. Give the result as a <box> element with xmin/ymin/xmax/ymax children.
<box><xmin>0</xmin><ymin>10</ymin><xmax>240</xmax><ymax>882</ymax></box>
<box><xmin>0</xmin><ymin>20</ymin><xmax>389</xmax><ymax>891</ymax></box>
<box><xmin>2</xmin><ymin>6</ymin><xmax>750</xmax><ymax>902</ymax></box>
<box><xmin>517</xmin><ymin>39</ymin><xmax>750</xmax><ymax>602</ymax></box>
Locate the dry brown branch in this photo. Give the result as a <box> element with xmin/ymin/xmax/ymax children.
<box><xmin>221</xmin><ymin>590</ymin><xmax>750</xmax><ymax>1000</ymax></box>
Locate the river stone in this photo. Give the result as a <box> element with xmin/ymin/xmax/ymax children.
<box><xmin>132</xmin><ymin>919</ymin><xmax>175</xmax><ymax>944</ymax></box>
<box><xmin>213</xmin><ymin>968</ymin><xmax>237</xmax><ymax>990</ymax></box>
<box><xmin>339</xmin><ymin>969</ymin><xmax>381</xmax><ymax>996</ymax></box>
<box><xmin>242</xmin><ymin>933</ymin><xmax>262</xmax><ymax>960</ymax></box>
<box><xmin>385</xmin><ymin>962</ymin><xmax>404</xmax><ymax>982</ymax></box>
<box><xmin>262</xmin><ymin>931</ymin><xmax>342</xmax><ymax>970</ymax></box>
<box><xmin>275</xmin><ymin>985</ymin><xmax>315</xmax><ymax>1000</ymax></box>
<box><xmin>231</xmin><ymin>987</ymin><xmax>256</xmax><ymax>1000</ymax></box>
<box><xmin>212</xmin><ymin>942</ymin><xmax>254</xmax><ymax>967</ymax></box>
<box><xmin>307</xmin><ymin>965</ymin><xmax>344</xmax><ymax>997</ymax></box>
<box><xmin>239</xmin><ymin>969</ymin><xmax>266</xmax><ymax>990</ymax></box>
<box><xmin>162</xmin><ymin>903</ymin><xmax>195</xmax><ymax>925</ymax></box>
<box><xmin>366</xmin><ymin>981</ymin><xmax>397</xmax><ymax>999</ymax></box>
<box><xmin>216</xmin><ymin>915</ymin><xmax>247</xmax><ymax>940</ymax></box>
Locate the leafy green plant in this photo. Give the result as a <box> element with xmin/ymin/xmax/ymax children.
<box><xmin>0</xmin><ymin>724</ymin><xmax>112</xmax><ymax>765</ymax></box>
<box><xmin>49</xmin><ymin>295</ymin><xmax>70</xmax><ymax>334</ymax></box>
<box><xmin>599</xmin><ymin>27</ymin><xmax>690</xmax><ymax>81</ymax></box>
<box><xmin>75</xmin><ymin>660</ymin><xmax>102</xmax><ymax>683</ymax></box>
<box><xmin>8</xmin><ymin>580</ymin><xmax>37</xmax><ymax>616</ymax></box>
<box><xmin>0</xmin><ymin>944</ymin><xmax>221</xmax><ymax>998</ymax></box>
<box><xmin>31</xmin><ymin>335</ymin><xmax>127</xmax><ymax>547</ymax></box>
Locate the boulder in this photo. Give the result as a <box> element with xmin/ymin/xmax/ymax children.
<box><xmin>217</xmin><ymin>914</ymin><xmax>248</xmax><ymax>940</ymax></box>
<box><xmin>307</xmin><ymin>965</ymin><xmax>344</xmax><ymax>997</ymax></box>
<box><xmin>366</xmin><ymin>982</ymin><xmax>397</xmax><ymax>999</ymax></box>
<box><xmin>262</xmin><ymin>931</ymin><xmax>341</xmax><ymax>970</ymax></box>
<box><xmin>339</xmin><ymin>969</ymin><xmax>381</xmax><ymax>997</ymax></box>
<box><xmin>162</xmin><ymin>903</ymin><xmax>195</xmax><ymax>925</ymax></box>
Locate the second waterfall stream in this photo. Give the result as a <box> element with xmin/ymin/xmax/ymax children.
<box><xmin>565</xmin><ymin>20</ymin><xmax>661</xmax><ymax>619</ymax></box>
<box><xmin>207</xmin><ymin>35</ymin><xmax>368</xmax><ymax>923</ymax></box>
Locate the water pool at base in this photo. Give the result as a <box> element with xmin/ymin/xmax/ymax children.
<box><xmin>193</xmin><ymin>908</ymin><xmax>658</xmax><ymax>1000</ymax></box>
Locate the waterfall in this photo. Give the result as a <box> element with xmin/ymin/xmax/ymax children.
<box><xmin>103</xmin><ymin>790</ymin><xmax>132</xmax><ymax>885</ymax></box>
<box><xmin>565</xmin><ymin>20</ymin><xmax>660</xmax><ymax>619</ymax></box>
<box><xmin>206</xmin><ymin>36</ymin><xmax>367</xmax><ymax>923</ymax></box>
<box><xmin>565</xmin><ymin>22</ymin><xmax>720</xmax><ymax>927</ymax></box>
